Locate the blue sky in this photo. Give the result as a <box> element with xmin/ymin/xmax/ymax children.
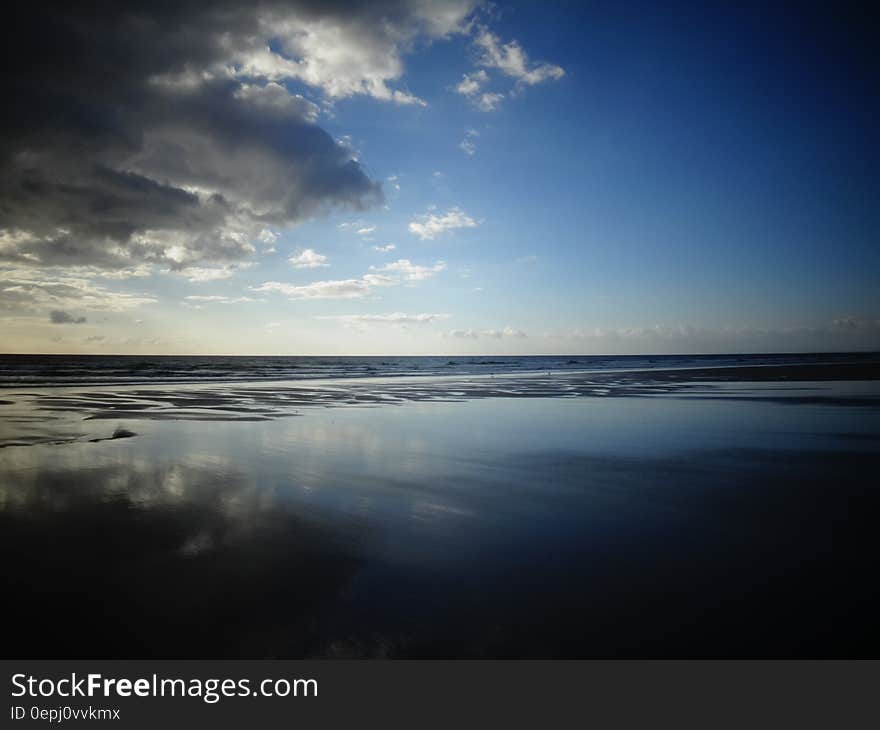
<box><xmin>1</xmin><ymin>1</ymin><xmax>876</xmax><ymax>354</ymax></box>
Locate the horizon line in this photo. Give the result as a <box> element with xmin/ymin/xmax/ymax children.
<box><xmin>1</xmin><ymin>349</ymin><xmax>878</xmax><ymax>358</ymax></box>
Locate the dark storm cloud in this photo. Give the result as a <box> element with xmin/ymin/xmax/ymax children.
<box><xmin>0</xmin><ymin>1</ymin><xmax>475</xmax><ymax>271</ymax></box>
<box><xmin>49</xmin><ymin>310</ymin><xmax>87</xmax><ymax>324</ymax></box>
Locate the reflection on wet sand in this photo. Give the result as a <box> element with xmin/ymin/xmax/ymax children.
<box><xmin>1</xmin><ymin>389</ymin><xmax>879</xmax><ymax>658</ymax></box>
<box><xmin>2</xmin><ymin>459</ymin><xmax>366</xmax><ymax>658</ymax></box>
<box><xmin>0</xmin><ymin>373</ymin><xmax>880</xmax><ymax>658</ymax></box>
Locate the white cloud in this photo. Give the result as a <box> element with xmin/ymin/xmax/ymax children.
<box><xmin>361</xmin><ymin>273</ymin><xmax>399</xmax><ymax>287</ymax></box>
<box><xmin>235</xmin><ymin>3</ymin><xmax>479</xmax><ymax>107</ymax></box>
<box><xmin>88</xmin><ymin>265</ymin><xmax>154</xmax><ymax>280</ymax></box>
<box><xmin>254</xmin><ymin>255</ymin><xmax>444</xmax><ymax>301</ymax></box>
<box><xmin>370</xmin><ymin>258</ymin><xmax>446</xmax><ymax>281</ymax></box>
<box><xmin>182</xmin><ymin>268</ymin><xmax>236</xmax><ymax>283</ymax></box>
<box><xmin>444</xmin><ymin>326</ymin><xmax>527</xmax><ymax>339</ymax></box>
<box><xmin>455</xmin><ymin>68</ymin><xmax>505</xmax><ymax>112</ymax></box>
<box><xmin>372</xmin><ymin>243</ymin><xmax>396</xmax><ymax>253</ymax></box>
<box><xmin>452</xmin><ymin>27</ymin><xmax>563</xmax><ymax>113</ymax></box>
<box><xmin>339</xmin><ymin>221</ymin><xmax>379</xmax><ymax>236</ymax></box>
<box><xmin>258</xmin><ymin>229</ymin><xmax>279</xmax><ymax>245</ymax></box>
<box><xmin>0</xmin><ymin>266</ymin><xmax>157</xmax><ymax>314</ymax></box>
<box><xmin>408</xmin><ymin>207</ymin><xmax>478</xmax><ymax>240</ymax></box>
<box><xmin>317</xmin><ymin>312</ymin><xmax>450</xmax><ymax>326</ymax></box>
<box><xmin>475</xmin><ymin>92</ymin><xmax>505</xmax><ymax>111</ymax></box>
<box><xmin>455</xmin><ymin>69</ymin><xmax>489</xmax><ymax>96</ymax></box>
<box><xmin>473</xmin><ymin>27</ymin><xmax>565</xmax><ymax>86</ymax></box>
<box><xmin>184</xmin><ymin>295</ymin><xmax>255</xmax><ymax>304</ymax></box>
<box><xmin>167</xmin><ymin>263</ymin><xmax>255</xmax><ymax>283</ymax></box>
<box><xmin>289</xmin><ymin>248</ymin><xmax>329</xmax><ymax>269</ymax></box>
<box><xmin>459</xmin><ymin>128</ymin><xmax>479</xmax><ymax>155</ymax></box>
<box><xmin>252</xmin><ymin>279</ymin><xmax>372</xmax><ymax>300</ymax></box>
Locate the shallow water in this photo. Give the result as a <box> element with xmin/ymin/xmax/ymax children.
<box><xmin>2</xmin><ymin>375</ymin><xmax>879</xmax><ymax>657</ymax></box>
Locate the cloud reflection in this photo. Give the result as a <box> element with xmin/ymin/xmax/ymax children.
<box><xmin>1</xmin><ymin>458</ymin><xmax>365</xmax><ymax>658</ymax></box>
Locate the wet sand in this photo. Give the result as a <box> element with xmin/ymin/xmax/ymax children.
<box><xmin>1</xmin><ymin>363</ymin><xmax>878</xmax><ymax>657</ymax></box>
<box><xmin>2</xmin><ymin>361</ymin><xmax>879</xmax><ymax>448</ymax></box>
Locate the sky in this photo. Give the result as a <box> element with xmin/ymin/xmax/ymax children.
<box><xmin>0</xmin><ymin>0</ymin><xmax>877</xmax><ymax>355</ymax></box>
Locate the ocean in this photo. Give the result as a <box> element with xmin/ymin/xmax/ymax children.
<box><xmin>0</xmin><ymin>351</ymin><xmax>878</xmax><ymax>387</ymax></box>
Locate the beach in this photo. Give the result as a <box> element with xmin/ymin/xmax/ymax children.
<box><xmin>2</xmin><ymin>356</ymin><xmax>879</xmax><ymax>658</ymax></box>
